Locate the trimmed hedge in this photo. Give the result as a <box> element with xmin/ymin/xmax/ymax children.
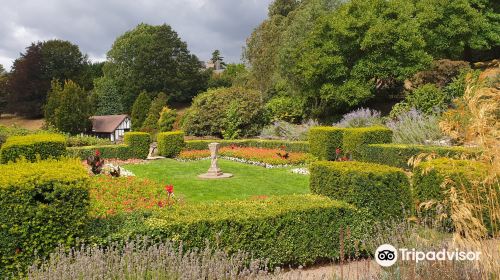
<box><xmin>158</xmin><ymin>131</ymin><xmax>185</xmax><ymax>158</ymax></box>
<box><xmin>124</xmin><ymin>132</ymin><xmax>150</xmax><ymax>159</ymax></box>
<box><xmin>343</xmin><ymin>126</ymin><xmax>392</xmax><ymax>159</ymax></box>
<box><xmin>87</xmin><ymin>195</ymin><xmax>369</xmax><ymax>268</ymax></box>
<box><xmin>309</xmin><ymin>127</ymin><xmax>344</xmax><ymax>160</ymax></box>
<box><xmin>0</xmin><ymin>133</ymin><xmax>67</xmax><ymax>163</ymax></box>
<box><xmin>310</xmin><ymin>161</ymin><xmax>412</xmax><ymax>221</ymax></box>
<box><xmin>184</xmin><ymin>139</ymin><xmax>310</xmax><ymax>153</ymax></box>
<box><xmin>360</xmin><ymin>143</ymin><xmax>481</xmax><ymax>169</ymax></box>
<box><xmin>67</xmin><ymin>132</ymin><xmax>150</xmax><ymax>160</ymax></box>
<box><xmin>0</xmin><ymin>159</ymin><xmax>90</xmax><ymax>275</ymax></box>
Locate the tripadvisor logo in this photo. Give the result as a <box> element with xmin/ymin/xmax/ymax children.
<box><xmin>374</xmin><ymin>244</ymin><xmax>481</xmax><ymax>267</ymax></box>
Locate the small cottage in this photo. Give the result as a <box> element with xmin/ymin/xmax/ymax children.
<box><xmin>90</xmin><ymin>114</ymin><xmax>131</xmax><ymax>142</ymax></box>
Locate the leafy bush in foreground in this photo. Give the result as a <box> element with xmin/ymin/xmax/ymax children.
<box><xmin>0</xmin><ymin>133</ymin><xmax>67</xmax><ymax>163</ymax></box>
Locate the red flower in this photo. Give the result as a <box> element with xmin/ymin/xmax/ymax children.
<box><xmin>280</xmin><ymin>145</ymin><xmax>286</xmax><ymax>150</ymax></box>
<box><xmin>336</xmin><ymin>148</ymin><xmax>341</xmax><ymax>155</ymax></box>
<box><xmin>165</xmin><ymin>185</ymin><xmax>174</xmax><ymax>194</ymax></box>
<box><xmin>95</xmin><ymin>150</ymin><xmax>101</xmax><ymax>157</ymax></box>
<box><xmin>157</xmin><ymin>201</ymin><xmax>164</xmax><ymax>208</ymax></box>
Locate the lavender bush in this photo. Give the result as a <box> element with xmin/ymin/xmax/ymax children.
<box><xmin>260</xmin><ymin>120</ymin><xmax>318</xmax><ymax>141</ymax></box>
<box><xmin>386</xmin><ymin>108</ymin><xmax>445</xmax><ymax>145</ymax></box>
<box><xmin>334</xmin><ymin>108</ymin><xmax>383</xmax><ymax>128</ymax></box>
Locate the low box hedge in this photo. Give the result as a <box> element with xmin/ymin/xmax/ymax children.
<box><xmin>0</xmin><ymin>159</ymin><xmax>90</xmax><ymax>275</ymax></box>
<box><xmin>360</xmin><ymin>143</ymin><xmax>481</xmax><ymax>169</ymax></box>
<box><xmin>67</xmin><ymin>132</ymin><xmax>150</xmax><ymax>160</ymax></box>
<box><xmin>0</xmin><ymin>133</ymin><xmax>67</xmax><ymax>164</ymax></box>
<box><xmin>184</xmin><ymin>139</ymin><xmax>310</xmax><ymax>153</ymax></box>
<box><xmin>310</xmin><ymin>161</ymin><xmax>412</xmax><ymax>221</ymax></box>
<box><xmin>308</xmin><ymin>127</ymin><xmax>344</xmax><ymax>160</ymax></box>
<box><xmin>86</xmin><ymin>195</ymin><xmax>369</xmax><ymax>268</ymax></box>
<box><xmin>158</xmin><ymin>131</ymin><xmax>185</xmax><ymax>158</ymax></box>
<box><xmin>343</xmin><ymin>127</ymin><xmax>392</xmax><ymax>159</ymax></box>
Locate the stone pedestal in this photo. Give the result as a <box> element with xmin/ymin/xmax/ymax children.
<box><xmin>198</xmin><ymin>142</ymin><xmax>233</xmax><ymax>179</ymax></box>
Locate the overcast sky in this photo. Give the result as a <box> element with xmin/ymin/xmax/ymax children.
<box><xmin>0</xmin><ymin>0</ymin><xmax>272</xmax><ymax>70</ymax></box>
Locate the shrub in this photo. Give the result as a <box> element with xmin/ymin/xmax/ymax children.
<box><xmin>158</xmin><ymin>131</ymin><xmax>185</xmax><ymax>158</ymax></box>
<box><xmin>260</xmin><ymin>120</ymin><xmax>317</xmax><ymax>141</ymax></box>
<box><xmin>342</xmin><ymin>126</ymin><xmax>392</xmax><ymax>159</ymax></box>
<box><xmin>184</xmin><ymin>139</ymin><xmax>310</xmax><ymax>153</ymax></box>
<box><xmin>360</xmin><ymin>143</ymin><xmax>480</xmax><ymax>169</ymax></box>
<box><xmin>124</xmin><ymin>132</ymin><xmax>150</xmax><ymax>159</ymax></box>
<box><xmin>158</xmin><ymin>106</ymin><xmax>177</xmax><ymax>132</ymax></box>
<box><xmin>386</xmin><ymin>108</ymin><xmax>445</xmax><ymax>145</ymax></box>
<box><xmin>141</xmin><ymin>92</ymin><xmax>167</xmax><ymax>132</ymax></box>
<box><xmin>265</xmin><ymin>96</ymin><xmax>304</xmax><ymax>124</ymax></box>
<box><xmin>334</xmin><ymin>108</ymin><xmax>383</xmax><ymax>128</ymax></box>
<box><xmin>0</xmin><ymin>159</ymin><xmax>90</xmax><ymax>275</ymax></box>
<box><xmin>0</xmin><ymin>133</ymin><xmax>67</xmax><ymax>163</ymax></box>
<box><xmin>405</xmin><ymin>84</ymin><xmax>447</xmax><ymax>114</ymax></box>
<box><xmin>308</xmin><ymin>127</ymin><xmax>344</xmax><ymax>160</ymax></box>
<box><xmin>131</xmin><ymin>91</ymin><xmax>152</xmax><ymax>130</ymax></box>
<box><xmin>0</xmin><ymin>125</ymin><xmax>30</xmax><ymax>147</ymax></box>
<box><xmin>86</xmin><ymin>195</ymin><xmax>368</xmax><ymax>268</ymax></box>
<box><xmin>182</xmin><ymin>87</ymin><xmax>266</xmax><ymax>137</ymax></box>
<box><xmin>66</xmin><ymin>135</ymin><xmax>112</xmax><ymax>147</ymax></box>
<box><xmin>310</xmin><ymin>161</ymin><xmax>412</xmax><ymax>221</ymax></box>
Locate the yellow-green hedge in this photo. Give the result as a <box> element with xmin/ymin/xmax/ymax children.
<box><xmin>309</xmin><ymin>127</ymin><xmax>344</xmax><ymax>160</ymax></box>
<box><xmin>157</xmin><ymin>131</ymin><xmax>185</xmax><ymax>158</ymax></box>
<box><xmin>0</xmin><ymin>159</ymin><xmax>90</xmax><ymax>275</ymax></box>
<box><xmin>0</xmin><ymin>133</ymin><xmax>67</xmax><ymax>164</ymax></box>
<box><xmin>184</xmin><ymin>139</ymin><xmax>310</xmax><ymax>152</ymax></box>
<box><xmin>343</xmin><ymin>126</ymin><xmax>392</xmax><ymax>159</ymax></box>
<box><xmin>310</xmin><ymin>161</ymin><xmax>412</xmax><ymax>221</ymax></box>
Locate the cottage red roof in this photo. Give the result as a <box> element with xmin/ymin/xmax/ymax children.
<box><xmin>90</xmin><ymin>115</ymin><xmax>129</xmax><ymax>133</ymax></box>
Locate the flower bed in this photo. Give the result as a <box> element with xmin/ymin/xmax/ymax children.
<box><xmin>90</xmin><ymin>176</ymin><xmax>172</xmax><ymax>218</ymax></box>
<box><xmin>178</xmin><ymin>146</ymin><xmax>315</xmax><ymax>166</ymax></box>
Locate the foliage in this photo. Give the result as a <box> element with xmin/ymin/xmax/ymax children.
<box><xmin>182</xmin><ymin>87</ymin><xmax>266</xmax><ymax>138</ymax></box>
<box><xmin>308</xmin><ymin>126</ymin><xmax>344</xmax><ymax>160</ymax></box>
<box><xmin>92</xmin><ymin>76</ymin><xmax>124</xmax><ymax>115</ymax></box>
<box><xmin>66</xmin><ymin>135</ymin><xmax>112</xmax><ymax>147</ymax></box>
<box><xmin>124</xmin><ymin>132</ymin><xmax>150</xmax><ymax>159</ymax></box>
<box><xmin>7</xmin><ymin>40</ymin><xmax>88</xmax><ymax>117</ymax></box>
<box><xmin>222</xmin><ymin>102</ymin><xmax>242</xmax><ymax>140</ymax></box>
<box><xmin>265</xmin><ymin>96</ymin><xmax>304</xmax><ymax>123</ymax></box>
<box><xmin>101</xmin><ymin>23</ymin><xmax>207</xmax><ymax>110</ymax></box>
<box><xmin>179</xmin><ymin>146</ymin><xmax>314</xmax><ymax>166</ymax></box>
<box><xmin>342</xmin><ymin>126</ymin><xmax>393</xmax><ymax>160</ymax></box>
<box><xmin>288</xmin><ymin>0</ymin><xmax>431</xmax><ymax>116</ymax></box>
<box><xmin>0</xmin><ymin>159</ymin><xmax>90</xmax><ymax>275</ymax></box>
<box><xmin>0</xmin><ymin>65</ymin><xmax>7</xmax><ymax>116</ymax></box>
<box><xmin>86</xmin><ymin>195</ymin><xmax>367</xmax><ymax>268</ymax></box>
<box><xmin>410</xmin><ymin>59</ymin><xmax>471</xmax><ymax>89</ymax></box>
<box><xmin>210</xmin><ymin>49</ymin><xmax>226</xmax><ymax>69</ymax></box>
<box><xmin>405</xmin><ymin>84</ymin><xmax>447</xmax><ymax>114</ymax></box>
<box><xmin>44</xmin><ymin>80</ymin><xmax>92</xmax><ymax>135</ymax></box>
<box><xmin>157</xmin><ymin>131</ymin><xmax>185</xmax><ymax>158</ymax></box>
<box><xmin>141</xmin><ymin>92</ymin><xmax>168</xmax><ymax>132</ymax></box>
<box><xmin>68</xmin><ymin>132</ymin><xmax>150</xmax><ymax>160</ymax></box>
<box><xmin>184</xmin><ymin>139</ymin><xmax>310</xmax><ymax>153</ymax></box>
<box><xmin>268</xmin><ymin>0</ymin><xmax>300</xmax><ymax>17</ymax></box>
<box><xmin>157</xmin><ymin>106</ymin><xmax>177</xmax><ymax>132</ymax></box>
<box><xmin>0</xmin><ymin>125</ymin><xmax>30</xmax><ymax>147</ymax></box>
<box><xmin>386</xmin><ymin>108</ymin><xmax>445</xmax><ymax>144</ymax></box>
<box><xmin>25</xmin><ymin>238</ymin><xmax>269</xmax><ymax>279</ymax></box>
<box><xmin>131</xmin><ymin>91</ymin><xmax>151</xmax><ymax>131</ymax></box>
<box><xmin>334</xmin><ymin>108</ymin><xmax>383</xmax><ymax>128</ymax></box>
<box><xmin>310</xmin><ymin>161</ymin><xmax>412</xmax><ymax>221</ymax></box>
<box><xmin>360</xmin><ymin>143</ymin><xmax>481</xmax><ymax>169</ymax></box>
<box><xmin>260</xmin><ymin>120</ymin><xmax>317</xmax><ymax>141</ymax></box>
<box><xmin>0</xmin><ymin>133</ymin><xmax>67</xmax><ymax>163</ymax></box>
<box><xmin>207</xmin><ymin>64</ymin><xmax>250</xmax><ymax>89</ymax></box>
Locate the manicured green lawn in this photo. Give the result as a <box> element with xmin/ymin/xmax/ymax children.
<box><xmin>124</xmin><ymin>159</ymin><xmax>309</xmax><ymax>202</ymax></box>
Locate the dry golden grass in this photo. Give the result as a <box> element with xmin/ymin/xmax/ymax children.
<box><xmin>0</xmin><ymin>114</ymin><xmax>45</xmax><ymax>130</ymax></box>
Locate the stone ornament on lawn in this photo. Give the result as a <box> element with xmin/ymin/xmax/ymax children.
<box><xmin>198</xmin><ymin>142</ymin><xmax>233</xmax><ymax>179</ymax></box>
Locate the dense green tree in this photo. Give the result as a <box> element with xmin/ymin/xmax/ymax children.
<box><xmin>130</xmin><ymin>91</ymin><xmax>151</xmax><ymax>130</ymax></box>
<box><xmin>102</xmin><ymin>23</ymin><xmax>208</xmax><ymax>111</ymax></box>
<box><xmin>210</xmin><ymin>50</ymin><xmax>226</xmax><ymax>68</ymax></box>
<box><xmin>0</xmin><ymin>65</ymin><xmax>8</xmax><ymax>117</ymax></box>
<box><xmin>268</xmin><ymin>0</ymin><xmax>300</xmax><ymax>17</ymax></box>
<box><xmin>289</xmin><ymin>0</ymin><xmax>432</xmax><ymax>116</ymax></box>
<box><xmin>207</xmin><ymin>63</ymin><xmax>250</xmax><ymax>89</ymax></box>
<box><xmin>92</xmin><ymin>77</ymin><xmax>124</xmax><ymax>115</ymax></box>
<box><xmin>80</xmin><ymin>61</ymin><xmax>105</xmax><ymax>90</ymax></box>
<box><xmin>158</xmin><ymin>106</ymin><xmax>177</xmax><ymax>132</ymax></box>
<box><xmin>44</xmin><ymin>80</ymin><xmax>91</xmax><ymax>134</ymax></box>
<box><xmin>141</xmin><ymin>92</ymin><xmax>168</xmax><ymax>132</ymax></box>
<box><xmin>8</xmin><ymin>40</ymin><xmax>88</xmax><ymax>117</ymax></box>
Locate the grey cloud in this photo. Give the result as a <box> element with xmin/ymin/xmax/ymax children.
<box><xmin>0</xmin><ymin>0</ymin><xmax>272</xmax><ymax>69</ymax></box>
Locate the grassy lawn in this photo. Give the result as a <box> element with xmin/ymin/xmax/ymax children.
<box><xmin>124</xmin><ymin>159</ymin><xmax>309</xmax><ymax>203</ymax></box>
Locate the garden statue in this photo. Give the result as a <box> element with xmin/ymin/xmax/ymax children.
<box><xmin>198</xmin><ymin>142</ymin><xmax>233</xmax><ymax>179</ymax></box>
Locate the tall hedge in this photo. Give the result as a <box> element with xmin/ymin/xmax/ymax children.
<box><xmin>157</xmin><ymin>131</ymin><xmax>185</xmax><ymax>158</ymax></box>
<box><xmin>310</xmin><ymin>161</ymin><xmax>412</xmax><ymax>221</ymax></box>
<box><xmin>308</xmin><ymin>127</ymin><xmax>344</xmax><ymax>160</ymax></box>
<box><xmin>360</xmin><ymin>143</ymin><xmax>481</xmax><ymax>169</ymax></box>
<box><xmin>0</xmin><ymin>134</ymin><xmax>67</xmax><ymax>163</ymax></box>
<box><xmin>343</xmin><ymin>126</ymin><xmax>392</xmax><ymax>159</ymax></box>
<box><xmin>0</xmin><ymin>159</ymin><xmax>90</xmax><ymax>275</ymax></box>
<box><xmin>87</xmin><ymin>195</ymin><xmax>369</xmax><ymax>268</ymax></box>
<box><xmin>124</xmin><ymin>132</ymin><xmax>150</xmax><ymax>159</ymax></box>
